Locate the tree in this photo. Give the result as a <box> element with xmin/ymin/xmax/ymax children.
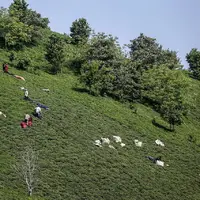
<box><xmin>80</xmin><ymin>60</ymin><xmax>115</xmax><ymax>96</ymax></box>
<box><xmin>23</xmin><ymin>9</ymin><xmax>49</xmax><ymax>29</ymax></box>
<box><xmin>4</xmin><ymin>18</ymin><xmax>33</xmax><ymax>49</ymax></box>
<box><xmin>80</xmin><ymin>33</ymin><xmax>124</xmax><ymax>96</ymax></box>
<box><xmin>128</xmin><ymin>33</ymin><xmax>182</xmax><ymax>71</ymax></box>
<box><xmin>128</xmin><ymin>33</ymin><xmax>162</xmax><ymax>70</ymax></box>
<box><xmin>45</xmin><ymin>33</ymin><xmax>65</xmax><ymax>74</ymax></box>
<box><xmin>9</xmin><ymin>0</ymin><xmax>28</xmax><ymax>22</ymax></box>
<box><xmin>87</xmin><ymin>32</ymin><xmax>122</xmax><ymax>65</ymax></box>
<box><xmin>112</xmin><ymin>59</ymin><xmax>141</xmax><ymax>101</ymax></box>
<box><xmin>142</xmin><ymin>66</ymin><xmax>188</xmax><ymax>131</ymax></box>
<box><xmin>186</xmin><ymin>48</ymin><xmax>200</xmax><ymax>80</ymax></box>
<box><xmin>14</xmin><ymin>147</ymin><xmax>38</xmax><ymax>196</ymax></box>
<box><xmin>70</xmin><ymin>18</ymin><xmax>91</xmax><ymax>45</ymax></box>
<box><xmin>160</xmin><ymin>49</ymin><xmax>182</xmax><ymax>70</ymax></box>
<box><xmin>0</xmin><ymin>7</ymin><xmax>10</xmax><ymax>48</ymax></box>
<box><xmin>8</xmin><ymin>0</ymin><xmax>49</xmax><ymax>46</ymax></box>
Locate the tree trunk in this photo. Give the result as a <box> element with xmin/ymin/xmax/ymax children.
<box><xmin>170</xmin><ymin>123</ymin><xmax>175</xmax><ymax>131</ymax></box>
<box><xmin>170</xmin><ymin>123</ymin><xmax>172</xmax><ymax>131</ymax></box>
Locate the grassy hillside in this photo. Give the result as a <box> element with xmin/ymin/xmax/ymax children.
<box><xmin>0</xmin><ymin>67</ymin><xmax>200</xmax><ymax>200</ymax></box>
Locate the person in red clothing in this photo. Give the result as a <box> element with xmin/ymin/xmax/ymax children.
<box><xmin>20</xmin><ymin>121</ymin><xmax>27</xmax><ymax>129</ymax></box>
<box><xmin>3</xmin><ymin>63</ymin><xmax>8</xmax><ymax>73</ymax></box>
<box><xmin>27</xmin><ymin>116</ymin><xmax>33</xmax><ymax>127</ymax></box>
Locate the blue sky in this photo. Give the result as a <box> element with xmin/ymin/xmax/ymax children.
<box><xmin>1</xmin><ymin>0</ymin><xmax>200</xmax><ymax>68</ymax></box>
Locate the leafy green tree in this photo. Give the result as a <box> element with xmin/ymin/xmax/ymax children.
<box><xmin>9</xmin><ymin>0</ymin><xmax>28</xmax><ymax>22</ymax></box>
<box><xmin>80</xmin><ymin>60</ymin><xmax>115</xmax><ymax>96</ymax></box>
<box><xmin>87</xmin><ymin>32</ymin><xmax>122</xmax><ymax>64</ymax></box>
<box><xmin>45</xmin><ymin>34</ymin><xmax>65</xmax><ymax>74</ymax></box>
<box><xmin>113</xmin><ymin>59</ymin><xmax>141</xmax><ymax>101</ymax></box>
<box><xmin>5</xmin><ymin>18</ymin><xmax>33</xmax><ymax>49</ymax></box>
<box><xmin>23</xmin><ymin>9</ymin><xmax>49</xmax><ymax>28</ymax></box>
<box><xmin>128</xmin><ymin>33</ymin><xmax>182</xmax><ymax>71</ymax></box>
<box><xmin>142</xmin><ymin>66</ymin><xmax>188</xmax><ymax>130</ymax></box>
<box><xmin>80</xmin><ymin>32</ymin><xmax>124</xmax><ymax>96</ymax></box>
<box><xmin>128</xmin><ymin>33</ymin><xmax>162</xmax><ymax>70</ymax></box>
<box><xmin>0</xmin><ymin>7</ymin><xmax>10</xmax><ymax>48</ymax></box>
<box><xmin>160</xmin><ymin>49</ymin><xmax>182</xmax><ymax>70</ymax></box>
<box><xmin>8</xmin><ymin>0</ymin><xmax>49</xmax><ymax>46</ymax></box>
<box><xmin>70</xmin><ymin>18</ymin><xmax>91</xmax><ymax>45</ymax></box>
<box><xmin>186</xmin><ymin>48</ymin><xmax>200</xmax><ymax>80</ymax></box>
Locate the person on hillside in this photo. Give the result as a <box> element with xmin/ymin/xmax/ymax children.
<box><xmin>27</xmin><ymin>116</ymin><xmax>33</xmax><ymax>126</ymax></box>
<box><xmin>146</xmin><ymin>156</ymin><xmax>161</xmax><ymax>163</ymax></box>
<box><xmin>3</xmin><ymin>63</ymin><xmax>8</xmax><ymax>73</ymax></box>
<box><xmin>34</xmin><ymin>106</ymin><xmax>42</xmax><ymax>119</ymax></box>
<box><xmin>24</xmin><ymin>89</ymin><xmax>29</xmax><ymax>100</ymax></box>
<box><xmin>24</xmin><ymin>114</ymin><xmax>31</xmax><ymax>125</ymax></box>
<box><xmin>20</xmin><ymin>121</ymin><xmax>27</xmax><ymax>129</ymax></box>
<box><xmin>37</xmin><ymin>103</ymin><xmax>49</xmax><ymax>110</ymax></box>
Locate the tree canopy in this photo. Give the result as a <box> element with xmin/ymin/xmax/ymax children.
<box><xmin>186</xmin><ymin>48</ymin><xmax>200</xmax><ymax>80</ymax></box>
<box><xmin>70</xmin><ymin>18</ymin><xmax>91</xmax><ymax>45</ymax></box>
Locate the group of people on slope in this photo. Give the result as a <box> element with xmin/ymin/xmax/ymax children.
<box><xmin>2</xmin><ymin>63</ymin><xmax>45</xmax><ymax>128</ymax></box>
<box><xmin>23</xmin><ymin>89</ymin><xmax>42</xmax><ymax>118</ymax></box>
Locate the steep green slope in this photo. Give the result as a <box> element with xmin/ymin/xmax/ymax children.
<box><xmin>0</xmin><ymin>68</ymin><xmax>200</xmax><ymax>200</ymax></box>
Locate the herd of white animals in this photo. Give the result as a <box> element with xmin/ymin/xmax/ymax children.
<box><xmin>94</xmin><ymin>136</ymin><xmax>166</xmax><ymax>167</ymax></box>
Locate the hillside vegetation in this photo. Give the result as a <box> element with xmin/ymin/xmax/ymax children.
<box><xmin>0</xmin><ymin>0</ymin><xmax>200</xmax><ymax>199</ymax></box>
<box><xmin>0</xmin><ymin>68</ymin><xmax>200</xmax><ymax>200</ymax></box>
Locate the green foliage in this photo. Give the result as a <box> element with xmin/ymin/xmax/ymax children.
<box><xmin>87</xmin><ymin>32</ymin><xmax>122</xmax><ymax>64</ymax></box>
<box><xmin>64</xmin><ymin>43</ymin><xmax>88</xmax><ymax>73</ymax></box>
<box><xmin>0</xmin><ymin>7</ymin><xmax>10</xmax><ymax>48</ymax></box>
<box><xmin>8</xmin><ymin>0</ymin><xmax>28</xmax><ymax>22</ymax></box>
<box><xmin>4</xmin><ymin>0</ymin><xmax>49</xmax><ymax>48</ymax></box>
<box><xmin>186</xmin><ymin>48</ymin><xmax>200</xmax><ymax>80</ymax></box>
<box><xmin>129</xmin><ymin>33</ymin><xmax>162</xmax><ymax>69</ymax></box>
<box><xmin>0</xmin><ymin>69</ymin><xmax>200</xmax><ymax>200</ymax></box>
<box><xmin>9</xmin><ymin>46</ymin><xmax>48</xmax><ymax>73</ymax></box>
<box><xmin>112</xmin><ymin>59</ymin><xmax>141</xmax><ymax>101</ymax></box>
<box><xmin>45</xmin><ymin>34</ymin><xmax>65</xmax><ymax>74</ymax></box>
<box><xmin>23</xmin><ymin>9</ymin><xmax>49</xmax><ymax>29</ymax></box>
<box><xmin>80</xmin><ymin>60</ymin><xmax>114</xmax><ymax>95</ymax></box>
<box><xmin>70</xmin><ymin>18</ymin><xmax>91</xmax><ymax>45</ymax></box>
<box><xmin>128</xmin><ymin>33</ymin><xmax>182</xmax><ymax>70</ymax></box>
<box><xmin>80</xmin><ymin>33</ymin><xmax>124</xmax><ymax>96</ymax></box>
<box><xmin>5</xmin><ymin>18</ymin><xmax>33</xmax><ymax>49</ymax></box>
<box><xmin>142</xmin><ymin>66</ymin><xmax>189</xmax><ymax>130</ymax></box>
<box><xmin>160</xmin><ymin>49</ymin><xmax>182</xmax><ymax>70</ymax></box>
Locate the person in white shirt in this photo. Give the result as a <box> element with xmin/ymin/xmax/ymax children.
<box><xmin>35</xmin><ymin>106</ymin><xmax>42</xmax><ymax>119</ymax></box>
<box><xmin>24</xmin><ymin>114</ymin><xmax>30</xmax><ymax>125</ymax></box>
<box><xmin>24</xmin><ymin>89</ymin><xmax>29</xmax><ymax>99</ymax></box>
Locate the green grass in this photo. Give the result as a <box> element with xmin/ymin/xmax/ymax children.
<box><xmin>0</xmin><ymin>67</ymin><xmax>200</xmax><ymax>200</ymax></box>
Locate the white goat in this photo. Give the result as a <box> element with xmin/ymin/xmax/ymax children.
<box><xmin>155</xmin><ymin>139</ymin><xmax>165</xmax><ymax>147</ymax></box>
<box><xmin>101</xmin><ymin>137</ymin><xmax>110</xmax><ymax>145</ymax></box>
<box><xmin>113</xmin><ymin>136</ymin><xmax>122</xmax><ymax>143</ymax></box>
<box><xmin>134</xmin><ymin>139</ymin><xmax>142</xmax><ymax>147</ymax></box>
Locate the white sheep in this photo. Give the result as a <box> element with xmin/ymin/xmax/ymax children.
<box><xmin>120</xmin><ymin>143</ymin><xmax>126</xmax><ymax>147</ymax></box>
<box><xmin>156</xmin><ymin>160</ymin><xmax>164</xmax><ymax>167</ymax></box>
<box><xmin>134</xmin><ymin>139</ymin><xmax>142</xmax><ymax>147</ymax></box>
<box><xmin>155</xmin><ymin>139</ymin><xmax>165</xmax><ymax>147</ymax></box>
<box><xmin>108</xmin><ymin>145</ymin><xmax>115</xmax><ymax>149</ymax></box>
<box><xmin>94</xmin><ymin>140</ymin><xmax>102</xmax><ymax>147</ymax></box>
<box><xmin>42</xmin><ymin>88</ymin><xmax>50</xmax><ymax>92</ymax></box>
<box><xmin>101</xmin><ymin>137</ymin><xmax>110</xmax><ymax>145</ymax></box>
<box><xmin>113</xmin><ymin>136</ymin><xmax>122</xmax><ymax>143</ymax></box>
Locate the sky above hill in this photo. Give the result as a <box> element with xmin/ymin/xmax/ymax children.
<box><xmin>1</xmin><ymin>0</ymin><xmax>200</xmax><ymax>68</ymax></box>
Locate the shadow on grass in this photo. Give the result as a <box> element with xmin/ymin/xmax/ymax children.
<box><xmin>152</xmin><ymin>119</ymin><xmax>173</xmax><ymax>132</ymax></box>
<box><xmin>72</xmin><ymin>87</ymin><xmax>92</xmax><ymax>95</ymax></box>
